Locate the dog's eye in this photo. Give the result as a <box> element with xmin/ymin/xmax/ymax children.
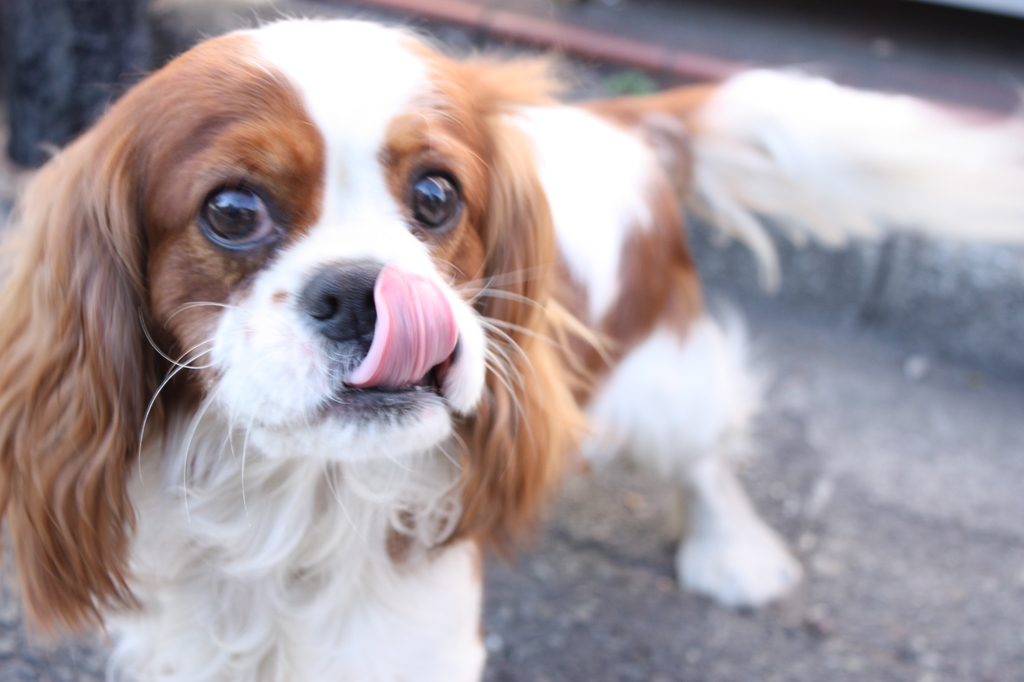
<box><xmin>201</xmin><ymin>188</ymin><xmax>275</xmax><ymax>247</ymax></box>
<box><xmin>410</xmin><ymin>173</ymin><xmax>461</xmax><ymax>231</ymax></box>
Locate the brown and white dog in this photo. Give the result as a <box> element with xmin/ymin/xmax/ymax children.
<box><xmin>1</xmin><ymin>18</ymin><xmax>1021</xmax><ymax>682</ymax></box>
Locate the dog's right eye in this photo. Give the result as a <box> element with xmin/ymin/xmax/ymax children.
<box><xmin>409</xmin><ymin>173</ymin><xmax>461</xmax><ymax>232</ymax></box>
<box><xmin>200</xmin><ymin>187</ymin><xmax>275</xmax><ymax>248</ymax></box>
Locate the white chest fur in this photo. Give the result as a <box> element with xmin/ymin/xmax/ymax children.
<box><xmin>109</xmin><ymin>418</ymin><xmax>484</xmax><ymax>682</ymax></box>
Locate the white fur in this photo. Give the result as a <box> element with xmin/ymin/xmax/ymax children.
<box><xmin>691</xmin><ymin>69</ymin><xmax>1024</xmax><ymax>289</ymax></box>
<box><xmin>111</xmin><ymin>418</ymin><xmax>482</xmax><ymax>682</ymax></box>
<box><xmin>250</xmin><ymin>19</ymin><xmax>426</xmax><ymax>182</ymax></box>
<box><xmin>585</xmin><ymin>317</ymin><xmax>800</xmax><ymax>607</ymax></box>
<box><xmin>586</xmin><ymin>318</ymin><xmax>758</xmax><ymax>471</ymax></box>
<box><xmin>510</xmin><ymin>107</ymin><xmax>656</xmax><ymax>323</ymax></box>
<box><xmin>679</xmin><ymin>456</ymin><xmax>803</xmax><ymax>608</ymax></box>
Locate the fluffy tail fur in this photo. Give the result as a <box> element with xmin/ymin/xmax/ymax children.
<box><xmin>591</xmin><ymin>70</ymin><xmax>1024</xmax><ymax>290</ymax></box>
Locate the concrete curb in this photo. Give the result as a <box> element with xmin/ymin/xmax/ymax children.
<box><xmin>688</xmin><ymin>221</ymin><xmax>1024</xmax><ymax>374</ymax></box>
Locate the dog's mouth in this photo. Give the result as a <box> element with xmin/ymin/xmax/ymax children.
<box><xmin>348</xmin><ymin>266</ymin><xmax>458</xmax><ymax>386</ymax></box>
<box><xmin>319</xmin><ymin>344</ymin><xmax>457</xmax><ymax>420</ymax></box>
<box><xmin>312</xmin><ymin>265</ymin><xmax>462</xmax><ymax>422</ymax></box>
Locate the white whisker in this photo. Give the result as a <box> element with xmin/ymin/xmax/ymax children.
<box><xmin>137</xmin><ymin>359</ymin><xmax>193</xmax><ymax>484</ymax></box>
<box><xmin>166</xmin><ymin>300</ymin><xmax>240</xmax><ymax>322</ymax></box>
<box><xmin>180</xmin><ymin>387</ymin><xmax>221</xmax><ymax>523</ymax></box>
<box><xmin>323</xmin><ymin>462</ymin><xmax>368</xmax><ymax>544</ymax></box>
<box><xmin>240</xmin><ymin>409</ymin><xmax>259</xmax><ymax>526</ymax></box>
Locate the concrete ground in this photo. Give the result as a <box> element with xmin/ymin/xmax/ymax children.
<box><xmin>1</xmin><ymin>1</ymin><xmax>1022</xmax><ymax>680</ymax></box>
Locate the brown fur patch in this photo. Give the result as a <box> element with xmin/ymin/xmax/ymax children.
<box><xmin>139</xmin><ymin>35</ymin><xmax>325</xmax><ymax>375</ymax></box>
<box><xmin>584</xmin><ymin>85</ymin><xmax>717</xmax><ymax>130</ymax></box>
<box><xmin>604</xmin><ymin>178</ymin><xmax>702</xmax><ymax>344</ymax></box>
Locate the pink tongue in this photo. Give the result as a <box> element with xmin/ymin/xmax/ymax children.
<box><xmin>347</xmin><ymin>265</ymin><xmax>458</xmax><ymax>389</ymax></box>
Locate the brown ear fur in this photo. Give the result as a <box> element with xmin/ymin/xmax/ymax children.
<box><xmin>0</xmin><ymin>118</ymin><xmax>150</xmax><ymax>631</ymax></box>
<box><xmin>455</xmin><ymin>107</ymin><xmax>587</xmax><ymax>549</ymax></box>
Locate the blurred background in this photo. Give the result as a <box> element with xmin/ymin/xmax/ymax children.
<box><xmin>1</xmin><ymin>1</ymin><xmax>1022</xmax><ymax>680</ymax></box>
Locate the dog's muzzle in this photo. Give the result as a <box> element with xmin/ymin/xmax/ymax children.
<box><xmin>300</xmin><ymin>261</ymin><xmax>458</xmax><ymax>389</ymax></box>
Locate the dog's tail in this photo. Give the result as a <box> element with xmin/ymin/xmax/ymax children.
<box><xmin>589</xmin><ymin>70</ymin><xmax>1024</xmax><ymax>289</ymax></box>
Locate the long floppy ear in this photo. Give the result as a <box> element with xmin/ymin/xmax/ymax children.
<box><xmin>0</xmin><ymin>121</ymin><xmax>150</xmax><ymax>631</ymax></box>
<box><xmin>456</xmin><ymin>117</ymin><xmax>587</xmax><ymax>549</ymax></box>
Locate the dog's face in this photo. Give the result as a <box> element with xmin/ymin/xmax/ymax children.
<box><xmin>0</xmin><ymin>20</ymin><xmax>581</xmax><ymax>630</ymax></box>
<box><xmin>145</xmin><ymin>22</ymin><xmax>494</xmax><ymax>460</ymax></box>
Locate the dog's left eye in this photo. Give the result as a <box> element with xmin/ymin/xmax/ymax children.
<box><xmin>200</xmin><ymin>188</ymin><xmax>275</xmax><ymax>247</ymax></box>
<box><xmin>410</xmin><ymin>173</ymin><xmax>461</xmax><ymax>231</ymax></box>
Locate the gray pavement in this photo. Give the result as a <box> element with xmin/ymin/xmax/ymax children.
<box><xmin>1</xmin><ymin>1</ymin><xmax>1022</xmax><ymax>680</ymax></box>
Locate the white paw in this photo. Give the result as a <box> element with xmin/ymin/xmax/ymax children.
<box><xmin>677</xmin><ymin>521</ymin><xmax>802</xmax><ymax>609</ymax></box>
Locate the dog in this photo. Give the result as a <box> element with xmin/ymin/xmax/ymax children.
<box><xmin>1</xmin><ymin>18</ymin><xmax>1021</xmax><ymax>682</ymax></box>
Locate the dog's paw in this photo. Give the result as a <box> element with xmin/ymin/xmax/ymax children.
<box><xmin>677</xmin><ymin>520</ymin><xmax>802</xmax><ymax>609</ymax></box>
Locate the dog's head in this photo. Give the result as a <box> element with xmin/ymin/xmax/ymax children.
<box><xmin>0</xmin><ymin>20</ymin><xmax>584</xmax><ymax>630</ymax></box>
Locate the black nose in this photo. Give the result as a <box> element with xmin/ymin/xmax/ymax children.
<box><xmin>300</xmin><ymin>261</ymin><xmax>382</xmax><ymax>343</ymax></box>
